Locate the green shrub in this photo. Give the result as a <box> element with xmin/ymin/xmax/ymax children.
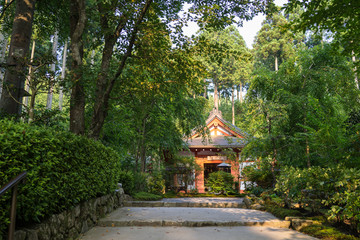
<box><xmin>249</xmin><ymin>186</ymin><xmax>265</xmax><ymax>197</ymax></box>
<box><xmin>275</xmin><ymin>166</ymin><xmax>360</xmax><ymax>234</ymax></box>
<box><xmin>133</xmin><ymin>192</ymin><xmax>162</xmax><ymax>201</ymax></box>
<box><xmin>206</xmin><ymin>171</ymin><xmax>235</xmax><ymax>195</ymax></box>
<box><xmin>147</xmin><ymin>171</ymin><xmax>165</xmax><ymax>195</ymax></box>
<box><xmin>0</xmin><ymin>119</ymin><xmax>122</xmax><ymax>237</ymax></box>
<box><xmin>242</xmin><ymin>159</ymin><xmax>274</xmax><ymax>189</ymax></box>
<box><xmin>133</xmin><ymin>171</ymin><xmax>148</xmax><ymax>193</ymax></box>
<box><xmin>118</xmin><ymin>170</ymin><xmax>135</xmax><ymax>194</ymax></box>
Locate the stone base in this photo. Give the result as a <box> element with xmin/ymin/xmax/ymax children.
<box><xmin>14</xmin><ymin>189</ymin><xmax>128</xmax><ymax>240</ymax></box>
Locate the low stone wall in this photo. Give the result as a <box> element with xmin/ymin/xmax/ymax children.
<box><xmin>14</xmin><ymin>188</ymin><xmax>130</xmax><ymax>240</ymax></box>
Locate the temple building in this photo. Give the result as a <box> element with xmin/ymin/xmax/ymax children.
<box><xmin>177</xmin><ymin>109</ymin><xmax>254</xmax><ymax>193</ymax></box>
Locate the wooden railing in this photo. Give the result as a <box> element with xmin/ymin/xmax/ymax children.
<box><xmin>0</xmin><ymin>171</ymin><xmax>27</xmax><ymax>240</ymax></box>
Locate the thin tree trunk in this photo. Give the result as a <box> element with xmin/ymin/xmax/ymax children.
<box><xmin>352</xmin><ymin>51</ymin><xmax>358</xmax><ymax>89</ymax></box>
<box><xmin>214</xmin><ymin>81</ymin><xmax>219</xmax><ymax>112</ymax></box>
<box><xmin>0</xmin><ymin>0</ymin><xmax>35</xmax><ymax>116</ymax></box>
<box><xmin>24</xmin><ymin>40</ymin><xmax>36</xmax><ymax>107</ymax></box>
<box><xmin>140</xmin><ymin>115</ymin><xmax>147</xmax><ymax>173</ymax></box>
<box><xmin>203</xmin><ymin>84</ymin><xmax>207</xmax><ymax>98</ymax></box>
<box><xmin>236</xmin><ymin>85</ymin><xmax>240</xmax><ymax>102</ymax></box>
<box><xmin>59</xmin><ymin>41</ymin><xmax>68</xmax><ymax>110</ymax></box>
<box><xmin>0</xmin><ymin>0</ymin><xmax>9</xmax><ymax>99</ymax></box>
<box><xmin>306</xmin><ymin>138</ymin><xmax>310</xmax><ymax>168</ymax></box>
<box><xmin>239</xmin><ymin>82</ymin><xmax>243</xmax><ymax>103</ymax></box>
<box><xmin>232</xmin><ymin>86</ymin><xmax>235</xmax><ymax>125</ymax></box>
<box><xmin>275</xmin><ymin>56</ymin><xmax>278</xmax><ymax>72</ymax></box>
<box><xmin>28</xmin><ymin>89</ymin><xmax>36</xmax><ymax>122</ymax></box>
<box><xmin>69</xmin><ymin>0</ymin><xmax>86</xmax><ymax>134</ymax></box>
<box><xmin>46</xmin><ymin>31</ymin><xmax>58</xmax><ymax>110</ymax></box>
<box><xmin>262</xmin><ymin>104</ymin><xmax>277</xmax><ymax>187</ymax></box>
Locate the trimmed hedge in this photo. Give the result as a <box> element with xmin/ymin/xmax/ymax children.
<box><xmin>0</xmin><ymin>119</ymin><xmax>122</xmax><ymax>237</ymax></box>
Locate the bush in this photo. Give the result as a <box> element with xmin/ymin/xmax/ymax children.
<box><xmin>242</xmin><ymin>159</ymin><xmax>274</xmax><ymax>189</ymax></box>
<box><xmin>0</xmin><ymin>119</ymin><xmax>122</xmax><ymax>237</ymax></box>
<box><xmin>118</xmin><ymin>170</ymin><xmax>135</xmax><ymax>195</ymax></box>
<box><xmin>206</xmin><ymin>171</ymin><xmax>235</xmax><ymax>195</ymax></box>
<box><xmin>147</xmin><ymin>171</ymin><xmax>165</xmax><ymax>195</ymax></box>
<box><xmin>133</xmin><ymin>192</ymin><xmax>162</xmax><ymax>201</ymax></box>
<box><xmin>275</xmin><ymin>166</ymin><xmax>360</xmax><ymax>234</ymax></box>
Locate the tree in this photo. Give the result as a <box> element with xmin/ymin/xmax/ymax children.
<box><xmin>0</xmin><ymin>0</ymin><xmax>35</xmax><ymax>116</ymax></box>
<box><xmin>101</xmin><ymin>22</ymin><xmax>208</xmax><ymax>172</ymax></box>
<box><xmin>253</xmin><ymin>8</ymin><xmax>302</xmax><ymax>71</ymax></box>
<box><xmin>286</xmin><ymin>0</ymin><xmax>360</xmax><ymax>88</ymax></box>
<box><xmin>243</xmin><ymin>42</ymin><xmax>360</xmax><ymax>168</ymax></box>
<box><xmin>66</xmin><ymin>0</ymin><xmax>274</xmax><ymax>137</ymax></box>
<box><xmin>286</xmin><ymin>0</ymin><xmax>360</xmax><ymax>56</ymax></box>
<box><xmin>196</xmin><ymin>26</ymin><xmax>251</xmax><ymax>119</ymax></box>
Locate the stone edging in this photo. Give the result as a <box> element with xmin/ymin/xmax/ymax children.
<box><xmin>14</xmin><ymin>188</ymin><xmax>129</xmax><ymax>240</ymax></box>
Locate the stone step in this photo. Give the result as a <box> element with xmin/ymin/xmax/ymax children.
<box><xmin>79</xmin><ymin>226</ymin><xmax>318</xmax><ymax>240</ymax></box>
<box><xmin>98</xmin><ymin>207</ymin><xmax>290</xmax><ymax>229</ymax></box>
<box><xmin>124</xmin><ymin>201</ymin><xmax>246</xmax><ymax>208</ymax></box>
<box><xmin>99</xmin><ymin>219</ymin><xmax>290</xmax><ymax>228</ymax></box>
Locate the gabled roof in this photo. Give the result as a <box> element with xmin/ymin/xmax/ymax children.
<box><xmin>186</xmin><ymin>109</ymin><xmax>248</xmax><ymax>148</ymax></box>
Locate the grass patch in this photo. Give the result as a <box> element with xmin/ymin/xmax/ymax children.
<box><xmin>133</xmin><ymin>192</ymin><xmax>163</xmax><ymax>201</ymax></box>
<box><xmin>264</xmin><ymin>204</ymin><xmax>302</xmax><ymax>219</ymax></box>
<box><xmin>301</xmin><ymin>224</ymin><xmax>360</xmax><ymax>240</ymax></box>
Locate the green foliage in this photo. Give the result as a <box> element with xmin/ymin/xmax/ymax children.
<box><xmin>286</xmin><ymin>0</ymin><xmax>360</xmax><ymax>59</ymax></box>
<box><xmin>244</xmin><ymin>42</ymin><xmax>360</xmax><ymax>168</ymax></box>
<box><xmin>242</xmin><ymin>159</ymin><xmax>274</xmax><ymax>189</ymax></box>
<box><xmin>0</xmin><ymin>119</ymin><xmax>122</xmax><ymax>236</ymax></box>
<box><xmin>275</xmin><ymin>166</ymin><xmax>360</xmax><ymax>233</ymax></box>
<box><xmin>323</xmin><ymin>168</ymin><xmax>360</xmax><ymax>233</ymax></box>
<box><xmin>196</xmin><ymin>26</ymin><xmax>252</xmax><ymax>106</ymax></box>
<box><xmin>253</xmin><ymin>7</ymin><xmax>304</xmax><ymax>71</ymax></box>
<box><xmin>206</xmin><ymin>171</ymin><xmax>235</xmax><ymax>195</ymax></box>
<box><xmin>147</xmin><ymin>171</ymin><xmax>165</xmax><ymax>195</ymax></box>
<box><xmin>118</xmin><ymin>170</ymin><xmax>135</xmax><ymax>195</ymax></box>
<box><xmin>133</xmin><ymin>192</ymin><xmax>163</xmax><ymax>201</ymax></box>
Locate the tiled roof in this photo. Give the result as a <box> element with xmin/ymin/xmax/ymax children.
<box><xmin>186</xmin><ymin>136</ymin><xmax>246</xmax><ymax>148</ymax></box>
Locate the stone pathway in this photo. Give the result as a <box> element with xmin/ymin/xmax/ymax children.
<box><xmin>78</xmin><ymin>198</ymin><xmax>318</xmax><ymax>240</ymax></box>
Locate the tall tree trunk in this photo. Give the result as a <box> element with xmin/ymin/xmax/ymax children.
<box><xmin>352</xmin><ymin>51</ymin><xmax>358</xmax><ymax>89</ymax></box>
<box><xmin>232</xmin><ymin>86</ymin><xmax>235</xmax><ymax>125</ymax></box>
<box><xmin>59</xmin><ymin>41</ymin><xmax>68</xmax><ymax>111</ymax></box>
<box><xmin>275</xmin><ymin>56</ymin><xmax>278</xmax><ymax>72</ymax></box>
<box><xmin>239</xmin><ymin>82</ymin><xmax>243</xmax><ymax>103</ymax></box>
<box><xmin>89</xmin><ymin>0</ymin><xmax>152</xmax><ymax>139</ymax></box>
<box><xmin>203</xmin><ymin>84</ymin><xmax>207</xmax><ymax>98</ymax></box>
<box><xmin>140</xmin><ymin>115</ymin><xmax>147</xmax><ymax>173</ymax></box>
<box><xmin>262</xmin><ymin>104</ymin><xmax>277</xmax><ymax>187</ymax></box>
<box><xmin>0</xmin><ymin>0</ymin><xmax>9</xmax><ymax>99</ymax></box>
<box><xmin>214</xmin><ymin>81</ymin><xmax>219</xmax><ymax>112</ymax></box>
<box><xmin>236</xmin><ymin>85</ymin><xmax>240</xmax><ymax>101</ymax></box>
<box><xmin>0</xmin><ymin>0</ymin><xmax>35</xmax><ymax>117</ymax></box>
<box><xmin>69</xmin><ymin>0</ymin><xmax>86</xmax><ymax>134</ymax></box>
<box><xmin>28</xmin><ymin>88</ymin><xmax>36</xmax><ymax>122</ymax></box>
<box><xmin>46</xmin><ymin>31</ymin><xmax>58</xmax><ymax>110</ymax></box>
<box><xmin>24</xmin><ymin>40</ymin><xmax>36</xmax><ymax>108</ymax></box>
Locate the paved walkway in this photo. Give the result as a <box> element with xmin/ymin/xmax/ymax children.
<box><xmin>78</xmin><ymin>198</ymin><xmax>318</xmax><ymax>240</ymax></box>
